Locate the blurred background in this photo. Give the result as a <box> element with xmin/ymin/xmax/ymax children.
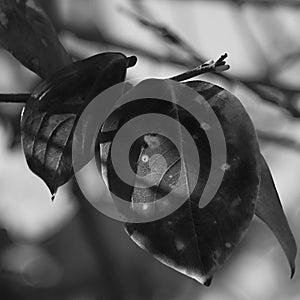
<box><xmin>0</xmin><ymin>0</ymin><xmax>300</xmax><ymax>299</ymax></box>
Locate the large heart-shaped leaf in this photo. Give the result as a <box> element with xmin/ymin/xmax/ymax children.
<box><xmin>100</xmin><ymin>79</ymin><xmax>261</xmax><ymax>285</ymax></box>
<box><xmin>21</xmin><ymin>52</ymin><xmax>136</xmax><ymax>197</ymax></box>
<box><xmin>0</xmin><ymin>0</ymin><xmax>71</xmax><ymax>78</ymax></box>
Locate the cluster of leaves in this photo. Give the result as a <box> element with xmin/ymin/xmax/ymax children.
<box><xmin>0</xmin><ymin>0</ymin><xmax>297</xmax><ymax>286</ymax></box>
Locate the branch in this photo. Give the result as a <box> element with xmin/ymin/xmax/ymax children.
<box><xmin>268</xmin><ymin>51</ymin><xmax>300</xmax><ymax>76</ymax></box>
<box><xmin>118</xmin><ymin>6</ymin><xmax>206</xmax><ymax>63</ymax></box>
<box><xmin>170</xmin><ymin>53</ymin><xmax>230</xmax><ymax>82</ymax></box>
<box><xmin>4</xmin><ymin>9</ymin><xmax>300</xmax><ymax>117</ymax></box>
<box><xmin>230</xmin><ymin>0</ymin><xmax>300</xmax><ymax>6</ymax></box>
<box><xmin>63</xmin><ymin>29</ymin><xmax>300</xmax><ymax>94</ymax></box>
<box><xmin>258</xmin><ymin>130</ymin><xmax>300</xmax><ymax>152</ymax></box>
<box><xmin>61</xmin><ymin>28</ymin><xmax>193</xmax><ymax>68</ymax></box>
<box><xmin>0</xmin><ymin>93</ymin><xmax>30</xmax><ymax>103</ymax></box>
<box><xmin>138</xmin><ymin>0</ymin><xmax>300</xmax><ymax>7</ymax></box>
<box><xmin>0</xmin><ymin>54</ymin><xmax>229</xmax><ymax>105</ymax></box>
<box><xmin>120</xmin><ymin>7</ymin><xmax>300</xmax><ymax>118</ymax></box>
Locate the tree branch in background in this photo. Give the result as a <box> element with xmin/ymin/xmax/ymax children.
<box><xmin>258</xmin><ymin>130</ymin><xmax>300</xmax><ymax>153</ymax></box>
<box><xmin>269</xmin><ymin>51</ymin><xmax>300</xmax><ymax>76</ymax></box>
<box><xmin>139</xmin><ymin>0</ymin><xmax>300</xmax><ymax>7</ymax></box>
<box><xmin>118</xmin><ymin>6</ymin><xmax>206</xmax><ymax>63</ymax></box>
<box><xmin>225</xmin><ymin>0</ymin><xmax>300</xmax><ymax>7</ymax></box>
<box><xmin>119</xmin><ymin>6</ymin><xmax>300</xmax><ymax>118</ymax></box>
<box><xmin>3</xmin><ymin>3</ymin><xmax>300</xmax><ymax>120</ymax></box>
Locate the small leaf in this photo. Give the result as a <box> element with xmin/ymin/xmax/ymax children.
<box><xmin>21</xmin><ymin>52</ymin><xmax>136</xmax><ymax>196</ymax></box>
<box><xmin>101</xmin><ymin>79</ymin><xmax>261</xmax><ymax>285</ymax></box>
<box><xmin>255</xmin><ymin>155</ymin><xmax>297</xmax><ymax>278</ymax></box>
<box><xmin>0</xmin><ymin>0</ymin><xmax>71</xmax><ymax>78</ymax></box>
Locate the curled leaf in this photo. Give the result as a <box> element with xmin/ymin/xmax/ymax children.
<box><xmin>21</xmin><ymin>52</ymin><xmax>136</xmax><ymax>197</ymax></box>
<box><xmin>0</xmin><ymin>0</ymin><xmax>71</xmax><ymax>78</ymax></box>
<box><xmin>255</xmin><ymin>155</ymin><xmax>297</xmax><ymax>278</ymax></box>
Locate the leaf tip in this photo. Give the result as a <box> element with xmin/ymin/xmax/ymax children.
<box><xmin>203</xmin><ymin>276</ymin><xmax>213</xmax><ymax>287</ymax></box>
<box><xmin>290</xmin><ymin>260</ymin><xmax>296</xmax><ymax>279</ymax></box>
<box><xmin>180</xmin><ymin>269</ymin><xmax>213</xmax><ymax>287</ymax></box>
<box><xmin>48</xmin><ymin>185</ymin><xmax>58</xmax><ymax>201</ymax></box>
<box><xmin>290</xmin><ymin>240</ymin><xmax>297</xmax><ymax>279</ymax></box>
<box><xmin>43</xmin><ymin>180</ymin><xmax>57</xmax><ymax>201</ymax></box>
<box><xmin>51</xmin><ymin>191</ymin><xmax>57</xmax><ymax>202</ymax></box>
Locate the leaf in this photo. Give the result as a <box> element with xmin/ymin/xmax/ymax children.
<box><xmin>0</xmin><ymin>0</ymin><xmax>71</xmax><ymax>78</ymax></box>
<box><xmin>101</xmin><ymin>79</ymin><xmax>261</xmax><ymax>285</ymax></box>
<box><xmin>255</xmin><ymin>155</ymin><xmax>297</xmax><ymax>277</ymax></box>
<box><xmin>21</xmin><ymin>52</ymin><xmax>136</xmax><ymax>197</ymax></box>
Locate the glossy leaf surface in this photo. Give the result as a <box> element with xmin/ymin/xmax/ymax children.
<box><xmin>101</xmin><ymin>80</ymin><xmax>261</xmax><ymax>284</ymax></box>
<box><xmin>21</xmin><ymin>52</ymin><xmax>135</xmax><ymax>196</ymax></box>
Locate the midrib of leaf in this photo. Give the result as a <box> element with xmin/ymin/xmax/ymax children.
<box><xmin>166</xmin><ymin>83</ymin><xmax>207</xmax><ymax>275</ymax></box>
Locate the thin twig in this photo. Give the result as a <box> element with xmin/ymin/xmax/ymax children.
<box><xmin>93</xmin><ymin>55</ymin><xmax>229</xmax><ymax>146</ymax></box>
<box><xmin>0</xmin><ymin>54</ymin><xmax>229</xmax><ymax>106</ymax></box>
<box><xmin>170</xmin><ymin>53</ymin><xmax>230</xmax><ymax>81</ymax></box>
<box><xmin>0</xmin><ymin>93</ymin><xmax>30</xmax><ymax>103</ymax></box>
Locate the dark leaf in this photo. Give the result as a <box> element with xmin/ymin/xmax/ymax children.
<box><xmin>0</xmin><ymin>0</ymin><xmax>71</xmax><ymax>78</ymax></box>
<box><xmin>101</xmin><ymin>80</ymin><xmax>261</xmax><ymax>285</ymax></box>
<box><xmin>21</xmin><ymin>52</ymin><xmax>136</xmax><ymax>197</ymax></box>
<box><xmin>255</xmin><ymin>155</ymin><xmax>297</xmax><ymax>277</ymax></box>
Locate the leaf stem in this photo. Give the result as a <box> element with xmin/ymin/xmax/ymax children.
<box><xmin>0</xmin><ymin>93</ymin><xmax>30</xmax><ymax>104</ymax></box>
<box><xmin>170</xmin><ymin>53</ymin><xmax>230</xmax><ymax>82</ymax></box>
